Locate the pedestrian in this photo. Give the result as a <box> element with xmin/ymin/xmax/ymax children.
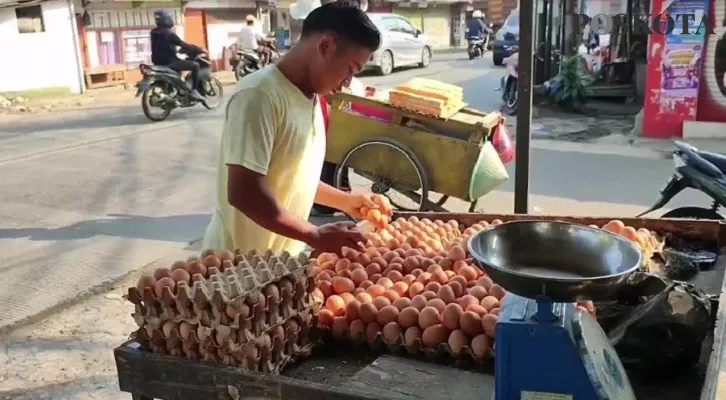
<box><xmin>202</xmin><ymin>3</ymin><xmax>382</xmax><ymax>256</ymax></box>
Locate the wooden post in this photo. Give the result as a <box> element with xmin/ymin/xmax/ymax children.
<box><xmin>514</xmin><ymin>0</ymin><xmax>534</xmax><ymax>214</ymax></box>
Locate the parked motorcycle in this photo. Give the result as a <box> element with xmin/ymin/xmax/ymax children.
<box><xmin>135</xmin><ymin>50</ymin><xmax>224</xmax><ymax>122</ymax></box>
<box><xmin>637</xmin><ymin>141</ymin><xmax>726</xmax><ymax>220</ymax></box>
<box><xmin>499</xmin><ymin>46</ymin><xmax>518</xmax><ymax>115</ymax></box>
<box><xmin>233</xmin><ymin>40</ymin><xmax>280</xmax><ymax>81</ymax></box>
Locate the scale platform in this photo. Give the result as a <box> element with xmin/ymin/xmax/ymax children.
<box><xmin>468</xmin><ymin>221</ymin><xmax>643</xmax><ymax>400</ymax></box>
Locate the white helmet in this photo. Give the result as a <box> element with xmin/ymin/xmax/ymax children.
<box><xmin>472</xmin><ymin>10</ymin><xmax>483</xmax><ymax>19</ymax></box>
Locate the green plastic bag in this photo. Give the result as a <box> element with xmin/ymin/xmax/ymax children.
<box><xmin>468</xmin><ymin>141</ymin><xmax>509</xmax><ymax>201</ymax></box>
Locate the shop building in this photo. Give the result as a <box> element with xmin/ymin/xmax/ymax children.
<box><xmin>387</xmin><ymin>0</ymin><xmax>469</xmax><ymax>49</ymax></box>
<box><xmin>0</xmin><ymin>0</ymin><xmax>85</xmax><ymax>93</ymax></box>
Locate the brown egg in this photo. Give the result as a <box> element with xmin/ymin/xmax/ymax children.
<box><xmin>404</xmin><ymin>326</ymin><xmax>423</xmax><ymax>350</ymax></box>
<box><xmin>398</xmin><ymin>306</ymin><xmax>420</xmax><ymax>328</ymax></box>
<box><xmin>154</xmin><ymin>277</ymin><xmax>176</xmax><ymax>297</ymax></box>
<box><xmin>345</xmin><ymin>300</ymin><xmax>362</xmax><ymax>321</ymax></box>
<box><xmin>490</xmin><ymin>307</ymin><xmax>500</xmax><ymax>316</ymax></box>
<box><xmin>365</xmin><ymin>322</ymin><xmax>381</xmax><ymax>343</ymax></box>
<box><xmin>359</xmin><ymin>302</ymin><xmax>378</xmax><ymax>324</ymax></box>
<box><xmin>153</xmin><ymin>267</ymin><xmax>172</xmax><ymax>280</ymax></box>
<box><xmin>448</xmin><ymin>329</ymin><xmax>470</xmax><ymax>357</ymax></box>
<box><xmin>315</xmin><ymin>270</ymin><xmax>334</xmax><ymax>282</ymax></box>
<box><xmin>350</xmin><ymin>269</ymin><xmax>368</xmax><ymax>286</ymax></box>
<box><xmin>457</xmin><ymin>294</ymin><xmax>480</xmax><ymax>310</ymax></box>
<box><xmin>477</xmin><ymin>276</ymin><xmax>494</xmax><ymax>291</ymax></box>
<box><xmin>358</xmin><ymin>280</ymin><xmax>374</xmax><ymax>290</ymax></box>
<box><xmin>439</xmin><ymin>258</ymin><xmax>454</xmax><ymax>271</ymax></box>
<box><xmin>471</xmin><ymin>334</ymin><xmax>492</xmax><ymax>359</ymax></box>
<box><xmin>393</xmin><ymin>297</ymin><xmax>412</xmax><ymax>311</ymax></box>
<box><xmin>458</xmin><ymin>266</ymin><xmax>478</xmax><ymax>282</ymax></box>
<box><xmin>482</xmin><ymin>314</ymin><xmax>498</xmax><ymax>338</ymax></box>
<box><xmin>460</xmin><ymin>311</ymin><xmax>483</xmax><ymax>336</ymax></box>
<box><xmin>376</xmin><ymin>277</ymin><xmax>393</xmax><ymax>290</ymax></box>
<box><xmin>366</xmin><ymin>263</ymin><xmax>382</xmax><ymax>276</ymax></box>
<box><xmin>419</xmin><ymin>306</ymin><xmax>441</xmax><ymax>329</ymax></box>
<box><xmin>417</xmin><ymin>272</ymin><xmax>433</xmax><ymax>284</ymax></box>
<box><xmin>332</xmin><ymin>316</ymin><xmax>349</xmax><ymax>340</ymax></box>
<box><xmin>480</xmin><ymin>296</ymin><xmax>500</xmax><ymax>311</ymax></box>
<box><xmin>421</xmin><ymin>290</ymin><xmax>437</xmax><ymax>301</ymax></box>
<box><xmin>408</xmin><ymin>282</ymin><xmax>425</xmax><ymax>297</ymax></box>
<box><xmin>403</xmin><ymin>274</ymin><xmax>417</xmax><ymax>286</ymax></box>
<box><xmin>318</xmin><ymin>281</ymin><xmax>334</xmax><ymax>298</ymax></box>
<box><xmin>356</xmin><ymin>292</ymin><xmax>373</xmax><ymax>304</ymax></box>
<box><xmin>391</xmin><ymin>281</ymin><xmax>409</xmax><ymax>297</ymax></box>
<box><xmin>410</xmin><ymin>294</ymin><xmax>428</xmax><ymax>310</ymax></box>
<box><xmin>377</xmin><ymin>305</ymin><xmax>400</xmax><ymax>326</ymax></box>
<box><xmin>170</xmin><ymin>268</ymin><xmax>190</xmax><ymax>285</ymax></box>
<box><xmin>431</xmin><ymin>270</ymin><xmax>449</xmax><ymax>284</ymax></box>
<box><xmin>371</xmin><ymin>257</ymin><xmax>388</xmax><ymax>269</ymax></box>
<box><xmin>186</xmin><ymin>261</ymin><xmax>207</xmax><ymax>278</ymax></box>
<box><xmin>424</xmin><ymin>281</ymin><xmax>442</xmax><ymax>293</ymax></box>
<box><xmin>317</xmin><ymin>309</ymin><xmax>335</xmax><ymax>327</ymax></box>
<box><xmin>426</xmin><ymin>298</ymin><xmax>447</xmax><ymax>314</ymax></box>
<box><xmin>448</xmin><ymin>246</ymin><xmax>466</xmax><ymax>261</ymax></box>
<box><xmin>422</xmin><ymin>324</ymin><xmax>449</xmax><ymax>348</ymax></box>
<box><xmin>382</xmin><ymin>322</ymin><xmax>403</xmax><ymax>344</ymax></box>
<box><xmin>410</xmin><ymin>268</ymin><xmax>424</xmax><ymax>277</ymax></box>
<box><xmin>489</xmin><ymin>284</ymin><xmax>506</xmax><ymax>300</ymax></box>
<box><xmin>446</xmin><ymin>281</ymin><xmax>464</xmax><ymax>298</ymax></box>
<box><xmin>326</xmin><ymin>295</ymin><xmax>346</xmax><ymax>316</ymax></box>
<box><xmin>470</xmin><ymin>286</ymin><xmax>488</xmax><ymax>300</ymax></box>
<box><xmin>466</xmin><ymin>304</ymin><xmax>488</xmax><ymax>317</ymax></box>
<box><xmin>349</xmin><ymin>319</ymin><xmax>366</xmax><ymax>343</ymax></box>
<box><xmin>369</xmin><ymin>273</ymin><xmax>382</xmax><ymax>283</ymax></box>
<box><xmin>366</xmin><ymin>284</ymin><xmax>386</xmax><ymax>297</ymax></box>
<box><xmin>372</xmin><ymin>296</ymin><xmax>391</xmax><ymax>310</ymax></box>
<box><xmin>437</xmin><ymin>285</ymin><xmax>456</xmax><ymax>304</ymax></box>
<box><xmin>441</xmin><ymin>303</ymin><xmax>464</xmax><ymax>330</ymax></box>
<box><xmin>403</xmin><ymin>257</ymin><xmax>420</xmax><ymax>274</ymax></box>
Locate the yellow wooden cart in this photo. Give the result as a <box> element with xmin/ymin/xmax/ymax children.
<box><xmin>325</xmin><ymin>92</ymin><xmax>504</xmax><ymax>212</ymax></box>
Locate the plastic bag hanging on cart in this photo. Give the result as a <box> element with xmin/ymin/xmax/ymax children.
<box><xmin>492</xmin><ymin>115</ymin><xmax>515</xmax><ymax>164</ymax></box>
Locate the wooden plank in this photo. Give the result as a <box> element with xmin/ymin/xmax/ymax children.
<box><xmin>115</xmin><ymin>341</ymin><xmax>380</xmax><ymax>400</ymax></box>
<box><xmin>701</xmin><ymin>252</ymin><xmax>726</xmax><ymax>400</ymax></box>
<box><xmin>350</xmin><ymin>355</ymin><xmax>494</xmax><ymax>400</ymax></box>
<box><xmin>393</xmin><ymin>212</ymin><xmax>725</xmax><ymax>243</ymax></box>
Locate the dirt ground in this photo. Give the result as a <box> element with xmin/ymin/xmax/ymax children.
<box><xmin>0</xmin><ymin>272</ymin><xmax>144</xmax><ymax>399</ymax></box>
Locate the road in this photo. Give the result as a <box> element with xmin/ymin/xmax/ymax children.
<box><xmin>0</xmin><ymin>52</ymin><xmax>711</xmax><ymax>334</ymax></box>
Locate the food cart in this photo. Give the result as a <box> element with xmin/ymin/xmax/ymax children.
<box><xmin>114</xmin><ymin>212</ymin><xmax>726</xmax><ymax>400</ymax></box>
<box><xmin>325</xmin><ymin>92</ymin><xmax>503</xmax><ymax>213</ymax></box>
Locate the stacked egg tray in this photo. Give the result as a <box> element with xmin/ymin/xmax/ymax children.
<box><xmin>126</xmin><ymin>249</ymin><xmax>321</xmax><ymax>374</ymax></box>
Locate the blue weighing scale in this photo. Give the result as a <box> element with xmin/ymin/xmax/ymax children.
<box><xmin>467</xmin><ymin>221</ymin><xmax>642</xmax><ymax>400</ymax></box>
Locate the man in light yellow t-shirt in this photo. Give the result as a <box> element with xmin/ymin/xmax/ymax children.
<box><xmin>202</xmin><ymin>3</ymin><xmax>382</xmax><ymax>256</ymax></box>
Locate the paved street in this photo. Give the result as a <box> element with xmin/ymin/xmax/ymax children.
<box><xmin>0</xmin><ymin>52</ymin><xmax>712</xmax><ymax>337</ymax></box>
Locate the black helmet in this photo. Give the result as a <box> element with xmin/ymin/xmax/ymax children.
<box><xmin>154</xmin><ymin>10</ymin><xmax>174</xmax><ymax>28</ymax></box>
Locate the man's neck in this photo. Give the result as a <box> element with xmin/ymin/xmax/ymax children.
<box><xmin>276</xmin><ymin>46</ymin><xmax>316</xmax><ymax>99</ymax></box>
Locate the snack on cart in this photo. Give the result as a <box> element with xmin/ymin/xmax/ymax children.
<box><xmin>126</xmin><ymin>248</ymin><xmax>319</xmax><ymax>374</ymax></box>
<box><xmin>327</xmin><ymin>79</ymin><xmax>505</xmax><ymax>213</ymax></box>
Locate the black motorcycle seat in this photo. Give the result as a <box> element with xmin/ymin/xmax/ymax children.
<box><xmin>241</xmin><ymin>52</ymin><xmax>260</xmax><ymax>61</ymax></box>
<box><xmin>698</xmin><ymin>151</ymin><xmax>726</xmax><ymax>173</ymax></box>
<box><xmin>149</xmin><ymin>65</ymin><xmax>178</xmax><ymax>74</ymax></box>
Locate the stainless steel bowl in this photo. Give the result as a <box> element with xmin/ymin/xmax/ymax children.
<box><xmin>467</xmin><ymin>221</ymin><xmax>642</xmax><ymax>302</ymax></box>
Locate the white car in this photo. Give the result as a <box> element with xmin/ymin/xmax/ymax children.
<box><xmin>365</xmin><ymin>13</ymin><xmax>432</xmax><ymax>76</ymax></box>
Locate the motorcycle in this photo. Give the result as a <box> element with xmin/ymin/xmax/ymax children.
<box><xmin>135</xmin><ymin>50</ymin><xmax>224</xmax><ymax>122</ymax></box>
<box><xmin>467</xmin><ymin>37</ymin><xmax>487</xmax><ymax>59</ymax></box>
<box><xmin>637</xmin><ymin>141</ymin><xmax>726</xmax><ymax>220</ymax></box>
<box><xmin>233</xmin><ymin>40</ymin><xmax>280</xmax><ymax>81</ymax></box>
<box><xmin>499</xmin><ymin>45</ymin><xmax>518</xmax><ymax>115</ymax></box>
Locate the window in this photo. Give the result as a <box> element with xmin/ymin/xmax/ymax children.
<box><xmin>505</xmin><ymin>13</ymin><xmax>520</xmax><ymax>27</ymax></box>
<box><xmin>396</xmin><ymin>18</ymin><xmax>416</xmax><ymax>35</ymax></box>
<box><xmin>16</xmin><ymin>5</ymin><xmax>45</xmax><ymax>34</ymax></box>
<box><xmin>123</xmin><ymin>30</ymin><xmax>152</xmax><ymax>69</ymax></box>
<box><xmin>377</xmin><ymin>18</ymin><xmax>398</xmax><ymax>32</ymax></box>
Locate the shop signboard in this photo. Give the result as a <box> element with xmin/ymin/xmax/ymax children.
<box><xmin>643</xmin><ymin>0</ymin><xmax>711</xmax><ymax>138</ymax></box>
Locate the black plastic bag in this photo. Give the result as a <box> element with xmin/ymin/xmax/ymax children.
<box><xmin>606</xmin><ymin>273</ymin><xmax>712</xmax><ymax>379</ymax></box>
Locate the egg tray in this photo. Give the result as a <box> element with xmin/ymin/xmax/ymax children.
<box><xmin>319</xmin><ymin>327</ymin><xmax>494</xmax><ymax>370</ymax></box>
<box><xmin>127</xmin><ymin>253</ymin><xmax>316</xmax><ymax>330</ymax></box>
<box><xmin>135</xmin><ymin>309</ymin><xmax>319</xmax><ymax>374</ymax></box>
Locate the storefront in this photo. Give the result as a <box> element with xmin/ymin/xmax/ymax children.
<box><xmin>76</xmin><ymin>2</ymin><xmax>184</xmax><ymax>87</ymax></box>
<box><xmin>391</xmin><ymin>0</ymin><xmax>464</xmax><ymax>50</ymax></box>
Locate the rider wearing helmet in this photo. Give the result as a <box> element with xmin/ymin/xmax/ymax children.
<box><xmin>466</xmin><ymin>10</ymin><xmax>487</xmax><ymax>40</ymax></box>
<box><xmin>237</xmin><ymin>14</ymin><xmax>273</xmax><ymax>66</ymax></box>
<box><xmin>150</xmin><ymin>10</ymin><xmax>207</xmax><ymax>101</ymax></box>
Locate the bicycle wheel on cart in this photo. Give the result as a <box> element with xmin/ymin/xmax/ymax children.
<box><xmin>335</xmin><ymin>138</ymin><xmax>429</xmax><ymax>212</ymax></box>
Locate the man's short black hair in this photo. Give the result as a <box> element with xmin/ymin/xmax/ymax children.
<box><xmin>301</xmin><ymin>3</ymin><xmax>381</xmax><ymax>52</ymax></box>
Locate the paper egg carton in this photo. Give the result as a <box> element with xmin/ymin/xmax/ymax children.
<box><xmin>137</xmin><ymin>309</ymin><xmax>317</xmax><ymax>374</ymax></box>
<box><xmin>127</xmin><ymin>250</ymin><xmax>317</xmax><ymax>333</ymax></box>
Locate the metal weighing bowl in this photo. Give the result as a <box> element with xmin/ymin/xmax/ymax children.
<box><xmin>467</xmin><ymin>221</ymin><xmax>642</xmax><ymax>302</ymax></box>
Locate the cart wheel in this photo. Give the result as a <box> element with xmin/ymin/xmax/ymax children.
<box><xmin>431</xmin><ymin>194</ymin><xmax>450</xmax><ymax>208</ymax></box>
<box><xmin>468</xmin><ymin>200</ymin><xmax>479</xmax><ymax>213</ymax></box>
<box><xmin>335</xmin><ymin>138</ymin><xmax>429</xmax><ymax>212</ymax></box>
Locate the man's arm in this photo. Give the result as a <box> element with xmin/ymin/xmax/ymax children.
<box><xmin>315</xmin><ymin>182</ymin><xmax>349</xmax><ymax>210</ymax></box>
<box><xmin>170</xmin><ymin>32</ymin><xmax>204</xmax><ymax>54</ymax></box>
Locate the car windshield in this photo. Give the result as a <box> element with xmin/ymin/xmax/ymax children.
<box><xmin>506</xmin><ymin>13</ymin><xmax>519</xmax><ymax>27</ymax></box>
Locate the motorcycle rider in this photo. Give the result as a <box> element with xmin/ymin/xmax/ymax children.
<box><xmin>466</xmin><ymin>10</ymin><xmax>488</xmax><ymax>48</ymax></box>
<box><xmin>150</xmin><ymin>10</ymin><xmax>207</xmax><ymax>102</ymax></box>
<box><xmin>237</xmin><ymin>14</ymin><xmax>273</xmax><ymax>66</ymax></box>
